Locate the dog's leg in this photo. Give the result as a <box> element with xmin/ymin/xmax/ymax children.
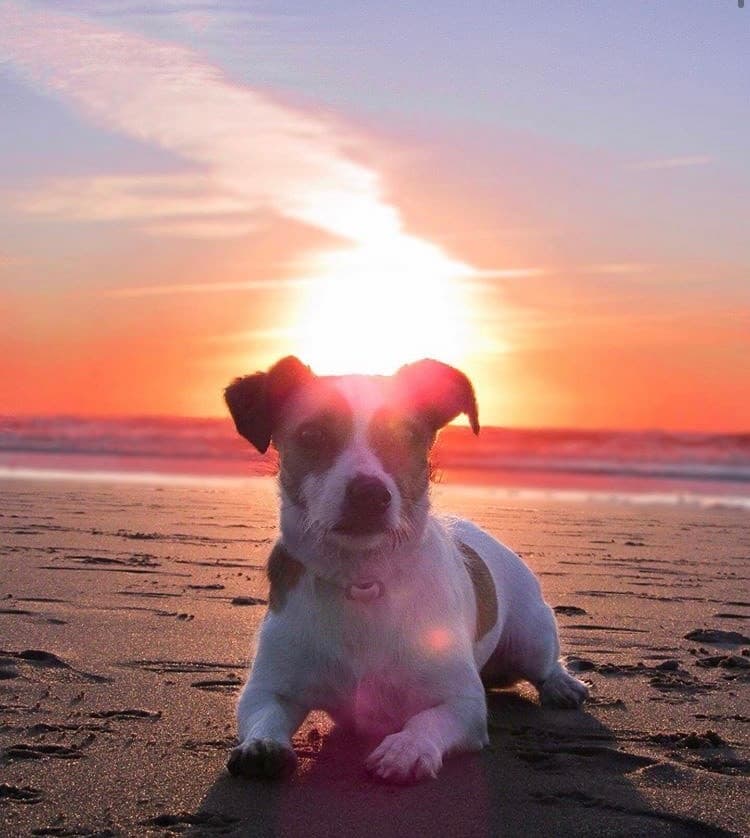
<box><xmin>365</xmin><ymin>692</ymin><xmax>488</xmax><ymax>783</ymax></box>
<box><xmin>227</xmin><ymin>685</ymin><xmax>308</xmax><ymax>779</ymax></box>
<box><xmin>515</xmin><ymin>602</ymin><xmax>589</xmax><ymax>708</ymax></box>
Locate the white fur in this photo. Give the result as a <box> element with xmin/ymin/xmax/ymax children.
<box><xmin>232</xmin><ymin>377</ymin><xmax>588</xmax><ymax>783</ymax></box>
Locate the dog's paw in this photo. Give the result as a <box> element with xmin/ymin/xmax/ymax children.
<box><xmin>539</xmin><ymin>666</ymin><xmax>589</xmax><ymax>709</ymax></box>
<box><xmin>227</xmin><ymin>738</ymin><xmax>297</xmax><ymax>780</ymax></box>
<box><xmin>365</xmin><ymin>732</ymin><xmax>442</xmax><ymax>783</ymax></box>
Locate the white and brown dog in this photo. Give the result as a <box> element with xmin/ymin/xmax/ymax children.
<box><xmin>224</xmin><ymin>357</ymin><xmax>588</xmax><ymax>783</ymax></box>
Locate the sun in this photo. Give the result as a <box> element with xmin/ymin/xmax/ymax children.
<box><xmin>291</xmin><ymin>233</ymin><xmax>474</xmax><ymax>376</ymax></box>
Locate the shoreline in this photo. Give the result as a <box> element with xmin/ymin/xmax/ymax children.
<box><xmin>1</xmin><ymin>461</ymin><xmax>749</xmax><ymax>512</ymax></box>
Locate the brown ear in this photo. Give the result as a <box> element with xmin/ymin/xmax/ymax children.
<box><xmin>224</xmin><ymin>356</ymin><xmax>313</xmax><ymax>453</ymax></box>
<box><xmin>394</xmin><ymin>359</ymin><xmax>479</xmax><ymax>435</ymax></box>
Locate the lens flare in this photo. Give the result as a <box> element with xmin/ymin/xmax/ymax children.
<box><xmin>423</xmin><ymin>626</ymin><xmax>455</xmax><ymax>655</ymax></box>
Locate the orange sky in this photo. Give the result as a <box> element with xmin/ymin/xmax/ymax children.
<box><xmin>1</xmin><ymin>3</ymin><xmax>748</xmax><ymax>431</ymax></box>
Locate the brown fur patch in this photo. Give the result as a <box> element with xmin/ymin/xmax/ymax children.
<box><xmin>368</xmin><ymin>409</ymin><xmax>434</xmax><ymax>517</ymax></box>
<box><xmin>276</xmin><ymin>384</ymin><xmax>353</xmax><ymax>505</ymax></box>
<box><xmin>458</xmin><ymin>541</ymin><xmax>498</xmax><ymax>641</ymax></box>
<box><xmin>267</xmin><ymin>542</ymin><xmax>305</xmax><ymax>612</ymax></box>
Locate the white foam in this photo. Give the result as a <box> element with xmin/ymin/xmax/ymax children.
<box><xmin>0</xmin><ymin>465</ymin><xmax>265</xmax><ymax>489</ymax></box>
<box><xmin>433</xmin><ymin>483</ymin><xmax>750</xmax><ymax>511</ymax></box>
<box><xmin>2</xmin><ymin>465</ymin><xmax>749</xmax><ymax>511</ymax></box>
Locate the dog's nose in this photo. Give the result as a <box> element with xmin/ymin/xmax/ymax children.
<box><xmin>345</xmin><ymin>474</ymin><xmax>392</xmax><ymax>514</ymax></box>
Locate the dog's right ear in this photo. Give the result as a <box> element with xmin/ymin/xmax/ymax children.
<box><xmin>224</xmin><ymin>356</ymin><xmax>313</xmax><ymax>453</ymax></box>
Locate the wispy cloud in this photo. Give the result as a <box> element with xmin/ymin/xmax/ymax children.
<box><xmin>0</xmin><ymin>2</ymin><xmax>403</xmax><ymax>243</ymax></box>
<box><xmin>37</xmin><ymin>1</ymin><xmax>251</xmax><ymax>20</ymax></box>
<box><xmin>141</xmin><ymin>217</ymin><xmax>263</xmax><ymax>238</ymax></box>
<box><xmin>15</xmin><ymin>174</ymin><xmax>250</xmax><ymax>222</ymax></box>
<box><xmin>106</xmin><ymin>277</ymin><xmax>311</xmax><ymax>298</ymax></box>
<box><xmin>0</xmin><ymin>251</ymin><xmax>28</xmax><ymax>271</ymax></box>
<box><xmin>203</xmin><ymin>327</ymin><xmax>295</xmax><ymax>343</ymax></box>
<box><xmin>470</xmin><ymin>268</ymin><xmax>546</xmax><ymax>279</ymax></box>
<box><xmin>578</xmin><ymin>263</ymin><xmax>652</xmax><ymax>275</ymax></box>
<box><xmin>630</xmin><ymin>155</ymin><xmax>713</xmax><ymax>171</ymax></box>
<box><xmin>466</xmin><ymin>264</ymin><xmax>650</xmax><ymax>290</ymax></box>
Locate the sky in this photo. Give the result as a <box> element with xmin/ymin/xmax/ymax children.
<box><xmin>1</xmin><ymin>0</ymin><xmax>748</xmax><ymax>430</ymax></box>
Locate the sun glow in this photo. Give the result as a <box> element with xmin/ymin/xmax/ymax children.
<box><xmin>292</xmin><ymin>234</ymin><xmax>476</xmax><ymax>376</ymax></box>
<box><xmin>0</xmin><ymin>4</ymin><xmax>483</xmax><ymax>384</ymax></box>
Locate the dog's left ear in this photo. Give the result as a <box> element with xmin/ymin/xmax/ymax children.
<box><xmin>394</xmin><ymin>359</ymin><xmax>480</xmax><ymax>435</ymax></box>
<box><xmin>224</xmin><ymin>356</ymin><xmax>314</xmax><ymax>453</ymax></box>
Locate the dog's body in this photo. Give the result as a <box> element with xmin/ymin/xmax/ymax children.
<box><xmin>224</xmin><ymin>358</ymin><xmax>587</xmax><ymax>783</ymax></box>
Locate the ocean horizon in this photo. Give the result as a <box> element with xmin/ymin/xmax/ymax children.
<box><xmin>2</xmin><ymin>415</ymin><xmax>749</xmax><ymax>510</ymax></box>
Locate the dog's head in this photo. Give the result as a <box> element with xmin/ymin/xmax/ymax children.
<box><xmin>225</xmin><ymin>357</ymin><xmax>479</xmax><ymax>557</ymax></box>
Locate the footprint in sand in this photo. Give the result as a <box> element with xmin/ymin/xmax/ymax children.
<box><xmin>89</xmin><ymin>709</ymin><xmax>161</xmax><ymax>721</ymax></box>
<box><xmin>2</xmin><ymin>743</ymin><xmax>85</xmax><ymax>762</ymax></box>
<box><xmin>684</xmin><ymin>628</ymin><xmax>750</xmax><ymax>646</ymax></box>
<box><xmin>554</xmin><ymin>605</ymin><xmax>588</xmax><ymax>616</ymax></box>
<box><xmin>0</xmin><ymin>783</ymin><xmax>44</xmax><ymax>803</ymax></box>
<box><xmin>190</xmin><ymin>677</ymin><xmax>243</xmax><ymax>693</ymax></box>
<box><xmin>695</xmin><ymin>654</ymin><xmax>750</xmax><ymax>670</ymax></box>
<box><xmin>141</xmin><ymin>812</ymin><xmax>239</xmax><ymax>831</ymax></box>
<box><xmin>0</xmin><ymin>649</ymin><xmax>110</xmax><ymax>683</ymax></box>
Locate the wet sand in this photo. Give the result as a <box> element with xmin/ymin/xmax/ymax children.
<box><xmin>1</xmin><ymin>476</ymin><xmax>748</xmax><ymax>837</ymax></box>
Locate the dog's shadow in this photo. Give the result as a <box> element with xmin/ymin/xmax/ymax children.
<box><xmin>187</xmin><ymin>690</ymin><xmax>696</xmax><ymax>838</ymax></box>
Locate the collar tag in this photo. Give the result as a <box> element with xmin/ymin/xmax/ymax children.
<box><xmin>345</xmin><ymin>581</ymin><xmax>384</xmax><ymax>602</ymax></box>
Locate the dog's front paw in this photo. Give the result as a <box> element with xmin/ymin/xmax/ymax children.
<box><xmin>227</xmin><ymin>738</ymin><xmax>297</xmax><ymax>780</ymax></box>
<box><xmin>365</xmin><ymin>731</ymin><xmax>442</xmax><ymax>783</ymax></box>
<box><xmin>540</xmin><ymin>666</ymin><xmax>589</xmax><ymax>709</ymax></box>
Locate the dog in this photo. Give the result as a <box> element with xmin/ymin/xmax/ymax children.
<box><xmin>223</xmin><ymin>356</ymin><xmax>588</xmax><ymax>783</ymax></box>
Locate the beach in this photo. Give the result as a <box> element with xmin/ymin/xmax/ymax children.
<box><xmin>1</xmin><ymin>474</ymin><xmax>748</xmax><ymax>837</ymax></box>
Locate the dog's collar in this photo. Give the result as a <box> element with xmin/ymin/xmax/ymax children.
<box><xmin>276</xmin><ymin>541</ymin><xmax>385</xmax><ymax>604</ymax></box>
<box><xmin>345</xmin><ymin>580</ymin><xmax>385</xmax><ymax>602</ymax></box>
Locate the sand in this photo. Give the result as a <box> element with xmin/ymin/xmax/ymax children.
<box><xmin>0</xmin><ymin>475</ymin><xmax>748</xmax><ymax>837</ymax></box>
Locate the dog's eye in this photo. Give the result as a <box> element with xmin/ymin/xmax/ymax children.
<box><xmin>402</xmin><ymin>422</ymin><xmax>422</xmax><ymax>444</ymax></box>
<box><xmin>387</xmin><ymin>419</ymin><xmax>421</xmax><ymax>445</ymax></box>
<box><xmin>296</xmin><ymin>425</ymin><xmax>329</xmax><ymax>449</ymax></box>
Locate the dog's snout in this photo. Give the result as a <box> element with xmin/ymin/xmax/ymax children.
<box><xmin>334</xmin><ymin>474</ymin><xmax>392</xmax><ymax>537</ymax></box>
<box><xmin>345</xmin><ymin>474</ymin><xmax>392</xmax><ymax>513</ymax></box>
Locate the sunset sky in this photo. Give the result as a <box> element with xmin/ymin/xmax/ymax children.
<box><xmin>1</xmin><ymin>1</ymin><xmax>748</xmax><ymax>431</ymax></box>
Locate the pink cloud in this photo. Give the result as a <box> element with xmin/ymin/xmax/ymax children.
<box><xmin>0</xmin><ymin>1</ymin><xmax>403</xmax><ymax>243</ymax></box>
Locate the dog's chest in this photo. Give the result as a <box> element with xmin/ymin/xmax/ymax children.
<box><xmin>345</xmin><ymin>667</ymin><xmax>425</xmax><ymax>736</ymax></box>
<box><xmin>307</xmin><ymin>598</ymin><xmax>440</xmax><ymax>735</ymax></box>
<box><xmin>326</xmin><ymin>650</ymin><xmax>435</xmax><ymax>736</ymax></box>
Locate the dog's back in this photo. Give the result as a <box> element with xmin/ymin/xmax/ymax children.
<box><xmin>448</xmin><ymin>518</ymin><xmax>564</xmax><ymax>689</ymax></box>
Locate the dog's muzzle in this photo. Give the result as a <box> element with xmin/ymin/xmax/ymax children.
<box><xmin>333</xmin><ymin>474</ymin><xmax>392</xmax><ymax>536</ymax></box>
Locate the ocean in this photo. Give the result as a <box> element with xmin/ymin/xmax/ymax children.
<box><xmin>1</xmin><ymin>416</ymin><xmax>749</xmax><ymax>509</ymax></box>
